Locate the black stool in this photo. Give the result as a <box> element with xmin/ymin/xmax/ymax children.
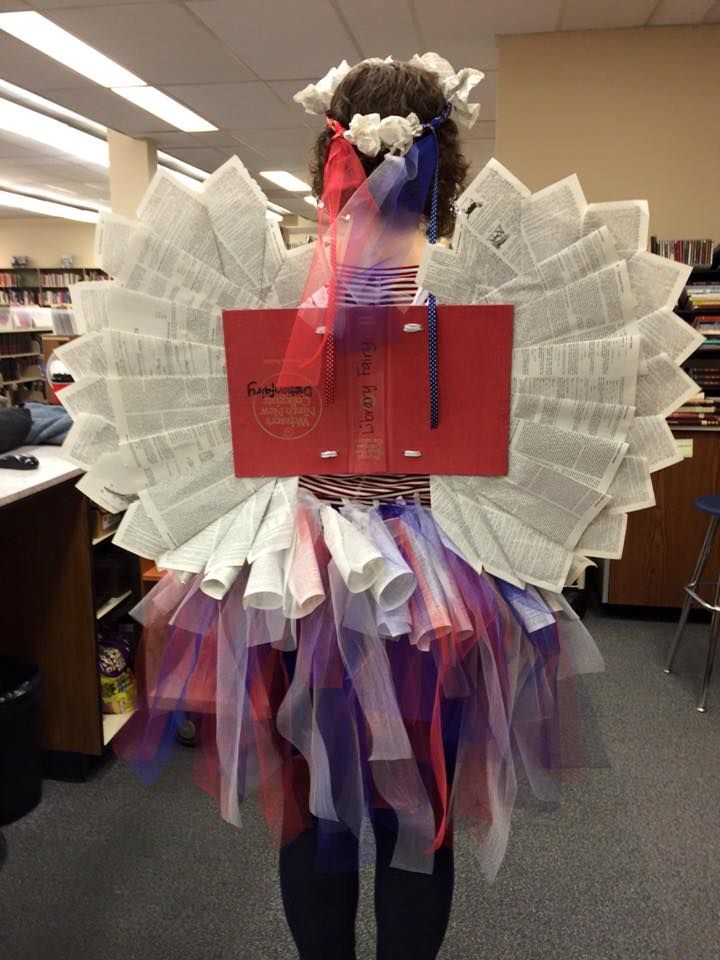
<box><xmin>664</xmin><ymin>494</ymin><xmax>720</xmax><ymax>712</ymax></box>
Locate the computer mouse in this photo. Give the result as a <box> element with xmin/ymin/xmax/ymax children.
<box><xmin>0</xmin><ymin>454</ymin><xmax>39</xmax><ymax>470</ymax></box>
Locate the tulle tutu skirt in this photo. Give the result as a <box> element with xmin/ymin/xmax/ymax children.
<box><xmin>115</xmin><ymin>495</ymin><xmax>603</xmax><ymax>880</ymax></box>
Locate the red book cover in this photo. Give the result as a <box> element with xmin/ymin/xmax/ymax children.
<box><xmin>223</xmin><ymin>304</ymin><xmax>513</xmax><ymax>478</ymax></box>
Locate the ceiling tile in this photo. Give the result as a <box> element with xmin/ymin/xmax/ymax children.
<box><xmin>192</xmin><ymin>130</ymin><xmax>265</xmax><ymax>156</ymax></box>
<box><xmin>32</xmin><ymin>0</ymin><xmax>168</xmax><ymax>6</ymax></box>
<box><xmin>422</xmin><ymin>37</ymin><xmax>499</xmax><ymax>73</ymax></box>
<box><xmin>335</xmin><ymin>0</ymin><xmax>422</xmax><ymax>59</ymax></box>
<box><xmin>415</xmin><ymin>0</ymin><xmax>562</xmax><ymax>41</ymax></box>
<box><xmin>231</xmin><ymin>126</ymin><xmax>316</xmax><ymax>150</ymax></box>
<box><xmin>259</xmin><ymin>142</ymin><xmax>314</xmax><ymax>171</ymax></box>
<box><xmin>265</xmin><ymin>79</ymin><xmax>328</xmax><ymax>116</ymax></box>
<box><xmin>33</xmin><ymin>85</ymin><xmax>175</xmax><ymax>134</ymax></box>
<box><xmin>187</xmin><ymin>0</ymin><xmax>361</xmax><ymax>79</ymax></box>
<box><xmin>0</xmin><ymin>34</ymin><xmax>96</xmax><ymax>91</ymax></box>
<box><xmin>157</xmin><ymin>81</ymin><xmax>301</xmax><ymax>129</ymax></box>
<box><xmin>45</xmin><ymin>3</ymin><xmax>254</xmax><ymax>85</ymax></box>
<box><xmin>159</xmin><ymin>145</ymin><xmax>228</xmax><ymax>172</ymax></box>
<box><xmin>650</xmin><ymin>0</ymin><xmax>715</xmax><ymax>23</ymax></box>
<box><xmin>176</xmin><ymin>133</ymin><xmax>265</xmax><ymax>167</ymax></box>
<box><xmin>560</xmin><ymin>0</ymin><xmax>658</xmax><ymax>30</ymax></box>
<box><xmin>146</xmin><ymin>131</ymin><xmax>205</xmax><ymax>149</ymax></box>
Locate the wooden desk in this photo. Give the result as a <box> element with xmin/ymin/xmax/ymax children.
<box><xmin>605</xmin><ymin>431</ymin><xmax>720</xmax><ymax>606</ymax></box>
<box><xmin>1</xmin><ymin>448</ymin><xmax>103</xmax><ymax>760</ymax></box>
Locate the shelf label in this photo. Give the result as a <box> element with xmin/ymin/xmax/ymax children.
<box><xmin>677</xmin><ymin>438</ymin><xmax>694</xmax><ymax>458</ymax></box>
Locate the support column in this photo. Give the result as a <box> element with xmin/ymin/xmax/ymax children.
<box><xmin>107</xmin><ymin>129</ymin><xmax>157</xmax><ymax>218</ymax></box>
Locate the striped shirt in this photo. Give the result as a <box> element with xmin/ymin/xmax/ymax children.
<box><xmin>299</xmin><ymin>263</ymin><xmax>431</xmax><ymax>506</ymax></box>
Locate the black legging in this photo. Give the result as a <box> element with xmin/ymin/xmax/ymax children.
<box><xmin>278</xmin><ymin>812</ymin><xmax>454</xmax><ymax>960</ymax></box>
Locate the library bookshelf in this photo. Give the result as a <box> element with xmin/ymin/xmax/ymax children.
<box><xmin>0</xmin><ymin>266</ymin><xmax>108</xmax><ymax>307</ymax></box>
<box><xmin>605</xmin><ymin>263</ymin><xmax>720</xmax><ymax>606</ymax></box>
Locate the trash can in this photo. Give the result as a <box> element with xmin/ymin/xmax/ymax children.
<box><xmin>0</xmin><ymin>657</ymin><xmax>42</xmax><ymax>826</ymax></box>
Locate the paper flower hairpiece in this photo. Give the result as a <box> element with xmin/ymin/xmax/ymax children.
<box><xmin>293</xmin><ymin>52</ymin><xmax>484</xmax><ymax>129</ymax></box>
<box><xmin>343</xmin><ymin>112</ymin><xmax>423</xmax><ymax>157</ymax></box>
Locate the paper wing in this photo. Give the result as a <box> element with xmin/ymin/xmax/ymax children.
<box><xmin>64</xmin><ymin>158</ymin><xmax>313</xmax><ymax>572</ymax></box>
<box><xmin>425</xmin><ymin>158</ymin><xmax>695</xmax><ymax>592</ymax></box>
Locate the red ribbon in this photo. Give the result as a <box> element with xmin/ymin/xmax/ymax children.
<box><xmin>277</xmin><ymin>120</ymin><xmax>371</xmax><ymax>389</ymax></box>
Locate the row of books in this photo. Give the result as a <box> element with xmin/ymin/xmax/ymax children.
<box><xmin>39</xmin><ymin>271</ymin><xmax>83</xmax><ymax>286</ymax></box>
<box><xmin>0</xmin><ymin>273</ymin><xmax>32</xmax><ymax>288</ymax></box>
<box><xmin>0</xmin><ymin>291</ymin><xmax>39</xmax><ymax>306</ymax></box>
<box><xmin>684</xmin><ymin>365</ymin><xmax>720</xmax><ymax>388</ymax></box>
<box><xmin>693</xmin><ymin>313</ymin><xmax>720</xmax><ymax>350</ymax></box>
<box><xmin>694</xmin><ymin>315</ymin><xmax>720</xmax><ymax>348</ymax></box>
<box><xmin>0</xmin><ymin>331</ymin><xmax>40</xmax><ymax>356</ymax></box>
<box><xmin>667</xmin><ymin>393</ymin><xmax>720</xmax><ymax>428</ymax></box>
<box><xmin>0</xmin><ymin>268</ymin><xmax>110</xmax><ymax>289</ymax></box>
<box><xmin>42</xmin><ymin>291</ymin><xmax>73</xmax><ymax>306</ymax></box>
<box><xmin>685</xmin><ymin>284</ymin><xmax>720</xmax><ymax>310</ymax></box>
<box><xmin>0</xmin><ymin>355</ymin><xmax>43</xmax><ymax>384</ymax></box>
<box><xmin>650</xmin><ymin>237</ymin><xmax>715</xmax><ymax>265</ymax></box>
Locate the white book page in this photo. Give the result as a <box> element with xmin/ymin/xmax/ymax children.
<box><xmin>102</xmin><ymin>330</ymin><xmax>225</xmax><ymax>377</ymax></box>
<box><xmin>137</xmin><ymin>168</ymin><xmax>222</xmax><ymax>272</ymax></box>
<box><xmin>63</xmin><ymin>414</ymin><xmax>118</xmax><ymax>470</ymax></box>
<box><xmin>626</xmin><ymin>415</ymin><xmax>682</xmax><ymax>472</ymax></box>
<box><xmin>582</xmin><ymin>200</ymin><xmax>649</xmax><ymax>256</ymax></box>
<box><xmin>512</xmin><ymin>393</ymin><xmax>635</xmax><ymax>442</ymax></box>
<box><xmin>521</xmin><ymin>174</ymin><xmax>587</xmax><ymax>263</ymax></box>
<box><xmin>512</xmin><ymin>336</ymin><xmax>640</xmax><ymax>407</ymax></box>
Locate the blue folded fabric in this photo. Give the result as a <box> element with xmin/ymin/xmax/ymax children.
<box><xmin>24</xmin><ymin>402</ymin><xmax>72</xmax><ymax>446</ymax></box>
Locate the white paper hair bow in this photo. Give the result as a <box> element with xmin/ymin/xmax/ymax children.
<box><xmin>293</xmin><ymin>59</ymin><xmax>353</xmax><ymax>115</ymax></box>
<box><xmin>293</xmin><ymin>53</ymin><xmax>483</xmax><ymax>128</ymax></box>
<box><xmin>408</xmin><ymin>52</ymin><xmax>484</xmax><ymax>127</ymax></box>
<box><xmin>344</xmin><ymin>112</ymin><xmax>423</xmax><ymax>157</ymax></box>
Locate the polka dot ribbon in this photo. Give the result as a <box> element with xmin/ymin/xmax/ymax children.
<box><xmin>424</xmin><ymin>111</ymin><xmax>446</xmax><ymax>430</ymax></box>
<box><xmin>325</xmin><ymin>217</ymin><xmax>337</xmax><ymax>405</ymax></box>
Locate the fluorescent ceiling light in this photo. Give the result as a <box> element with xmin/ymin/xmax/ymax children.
<box><xmin>0</xmin><ymin>79</ymin><xmax>107</xmax><ymax>136</ymax></box>
<box><xmin>0</xmin><ymin>97</ymin><xmax>108</xmax><ymax>167</ymax></box>
<box><xmin>0</xmin><ymin>13</ymin><xmax>216</xmax><ymax>133</ymax></box>
<box><xmin>1</xmin><ymin>181</ymin><xmax>109</xmax><ymax>211</ymax></box>
<box><xmin>0</xmin><ymin>189</ymin><xmax>99</xmax><ymax>222</ymax></box>
<box><xmin>157</xmin><ymin>151</ymin><xmax>209</xmax><ymax>181</ymax></box>
<box><xmin>267</xmin><ymin>200</ymin><xmax>291</xmax><ymax>214</ymax></box>
<box><xmin>265</xmin><ymin>210</ymin><xmax>283</xmax><ymax>222</ymax></box>
<box><xmin>260</xmin><ymin>170</ymin><xmax>312</xmax><ymax>192</ymax></box>
<box><xmin>112</xmin><ymin>86</ymin><xmax>216</xmax><ymax>133</ymax></box>
<box><xmin>0</xmin><ymin>11</ymin><xmax>142</xmax><ymax>87</ymax></box>
<box><xmin>304</xmin><ymin>195</ymin><xmax>318</xmax><ymax>208</ymax></box>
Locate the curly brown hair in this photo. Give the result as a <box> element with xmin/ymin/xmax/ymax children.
<box><xmin>309</xmin><ymin>60</ymin><xmax>469</xmax><ymax>238</ymax></box>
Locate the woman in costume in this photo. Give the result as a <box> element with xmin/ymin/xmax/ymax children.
<box><xmin>61</xmin><ymin>47</ymin><xmax>691</xmax><ymax>960</ymax></box>
<box><xmin>113</xmin><ymin>55</ymin><xmax>600</xmax><ymax>960</ymax></box>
